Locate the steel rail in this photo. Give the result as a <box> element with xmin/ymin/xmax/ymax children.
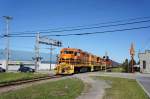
<box><xmin>0</xmin><ymin>75</ymin><xmax>63</xmax><ymax>88</ymax></box>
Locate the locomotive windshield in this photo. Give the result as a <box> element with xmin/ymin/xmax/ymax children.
<box><xmin>74</xmin><ymin>52</ymin><xmax>80</xmax><ymax>56</ymax></box>
<box><xmin>63</xmin><ymin>50</ymin><xmax>74</xmax><ymax>54</ymax></box>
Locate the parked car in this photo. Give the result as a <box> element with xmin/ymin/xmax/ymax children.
<box><xmin>18</xmin><ymin>66</ymin><xmax>35</xmax><ymax>72</ymax></box>
<box><xmin>0</xmin><ymin>67</ymin><xmax>6</xmax><ymax>72</ymax></box>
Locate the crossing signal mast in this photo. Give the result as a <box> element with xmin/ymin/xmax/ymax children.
<box><xmin>130</xmin><ymin>43</ymin><xmax>135</xmax><ymax>73</ymax></box>
<box><xmin>34</xmin><ymin>33</ymin><xmax>62</xmax><ymax>72</ymax></box>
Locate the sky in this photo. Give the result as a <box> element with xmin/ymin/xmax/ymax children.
<box><xmin>0</xmin><ymin>0</ymin><xmax>150</xmax><ymax>63</ymax></box>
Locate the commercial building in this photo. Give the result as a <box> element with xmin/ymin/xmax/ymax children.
<box><xmin>138</xmin><ymin>50</ymin><xmax>150</xmax><ymax>73</ymax></box>
<box><xmin>0</xmin><ymin>60</ymin><xmax>56</xmax><ymax>71</ymax></box>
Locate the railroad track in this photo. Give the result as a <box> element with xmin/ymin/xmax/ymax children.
<box><xmin>0</xmin><ymin>75</ymin><xmax>63</xmax><ymax>88</ymax></box>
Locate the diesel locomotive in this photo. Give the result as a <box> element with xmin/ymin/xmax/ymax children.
<box><xmin>55</xmin><ymin>48</ymin><xmax>112</xmax><ymax>74</ymax></box>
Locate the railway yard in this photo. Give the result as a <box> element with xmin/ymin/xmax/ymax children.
<box><xmin>0</xmin><ymin>71</ymin><xmax>149</xmax><ymax>99</ymax></box>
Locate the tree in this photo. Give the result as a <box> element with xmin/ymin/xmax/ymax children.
<box><xmin>122</xmin><ymin>59</ymin><xmax>129</xmax><ymax>72</ymax></box>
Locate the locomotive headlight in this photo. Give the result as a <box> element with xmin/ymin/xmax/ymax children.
<box><xmin>71</xmin><ymin>65</ymin><xmax>74</xmax><ymax>69</ymax></box>
<box><xmin>54</xmin><ymin>67</ymin><xmax>57</xmax><ymax>70</ymax></box>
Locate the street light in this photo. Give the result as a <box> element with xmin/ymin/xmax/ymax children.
<box><xmin>3</xmin><ymin>16</ymin><xmax>13</xmax><ymax>71</ymax></box>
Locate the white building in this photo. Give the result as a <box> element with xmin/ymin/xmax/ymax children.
<box><xmin>138</xmin><ymin>50</ymin><xmax>150</xmax><ymax>73</ymax></box>
<box><xmin>0</xmin><ymin>60</ymin><xmax>56</xmax><ymax>71</ymax></box>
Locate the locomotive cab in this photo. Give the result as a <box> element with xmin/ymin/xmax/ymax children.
<box><xmin>55</xmin><ymin>48</ymin><xmax>81</xmax><ymax>74</ymax></box>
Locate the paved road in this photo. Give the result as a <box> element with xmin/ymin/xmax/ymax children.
<box><xmin>136</xmin><ymin>76</ymin><xmax>150</xmax><ymax>97</ymax></box>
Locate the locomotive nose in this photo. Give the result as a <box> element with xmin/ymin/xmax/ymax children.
<box><xmin>63</xmin><ymin>54</ymin><xmax>74</xmax><ymax>59</ymax></box>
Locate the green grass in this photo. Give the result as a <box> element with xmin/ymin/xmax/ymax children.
<box><xmin>94</xmin><ymin>76</ymin><xmax>149</xmax><ymax>99</ymax></box>
<box><xmin>0</xmin><ymin>72</ymin><xmax>47</xmax><ymax>84</ymax></box>
<box><xmin>111</xmin><ymin>67</ymin><xmax>124</xmax><ymax>72</ymax></box>
<box><xmin>0</xmin><ymin>78</ymin><xmax>84</xmax><ymax>99</ymax></box>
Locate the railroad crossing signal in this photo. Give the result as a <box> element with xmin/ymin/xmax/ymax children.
<box><xmin>39</xmin><ymin>37</ymin><xmax>62</xmax><ymax>47</ymax></box>
<box><xmin>34</xmin><ymin>33</ymin><xmax>62</xmax><ymax>72</ymax></box>
<box><xmin>130</xmin><ymin>43</ymin><xmax>135</xmax><ymax>57</ymax></box>
<box><xmin>130</xmin><ymin>43</ymin><xmax>135</xmax><ymax>73</ymax></box>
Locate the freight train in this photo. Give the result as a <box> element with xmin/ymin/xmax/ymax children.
<box><xmin>55</xmin><ymin>48</ymin><xmax>112</xmax><ymax>74</ymax></box>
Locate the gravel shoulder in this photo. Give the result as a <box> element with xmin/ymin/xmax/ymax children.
<box><xmin>74</xmin><ymin>73</ymin><xmax>110</xmax><ymax>99</ymax></box>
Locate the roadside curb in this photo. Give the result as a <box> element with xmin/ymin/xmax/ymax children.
<box><xmin>136</xmin><ymin>79</ymin><xmax>150</xmax><ymax>98</ymax></box>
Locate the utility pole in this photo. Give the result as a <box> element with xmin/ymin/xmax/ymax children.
<box><xmin>3</xmin><ymin>16</ymin><xmax>13</xmax><ymax>71</ymax></box>
<box><xmin>43</xmin><ymin>47</ymin><xmax>56</xmax><ymax>70</ymax></box>
<box><xmin>35</xmin><ymin>32</ymin><xmax>40</xmax><ymax>72</ymax></box>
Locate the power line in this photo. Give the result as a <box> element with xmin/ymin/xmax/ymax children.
<box><xmin>40</xmin><ymin>19</ymin><xmax>150</xmax><ymax>34</ymax></box>
<box><xmin>141</xmin><ymin>38</ymin><xmax>150</xmax><ymax>50</ymax></box>
<box><xmin>10</xmin><ymin>19</ymin><xmax>150</xmax><ymax>35</ymax></box>
<box><xmin>8</xmin><ymin>25</ymin><xmax>150</xmax><ymax>37</ymax></box>
<box><xmin>0</xmin><ymin>36</ymin><xmax>4</xmax><ymax>38</ymax></box>
<box><xmin>1</xmin><ymin>16</ymin><xmax>150</xmax><ymax>38</ymax></box>
<box><xmin>8</xmin><ymin>16</ymin><xmax>150</xmax><ymax>35</ymax></box>
<box><xmin>43</xmin><ymin>25</ymin><xmax>150</xmax><ymax>36</ymax></box>
<box><xmin>8</xmin><ymin>35</ymin><xmax>35</xmax><ymax>37</ymax></box>
<box><xmin>47</xmin><ymin>16</ymin><xmax>150</xmax><ymax>28</ymax></box>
